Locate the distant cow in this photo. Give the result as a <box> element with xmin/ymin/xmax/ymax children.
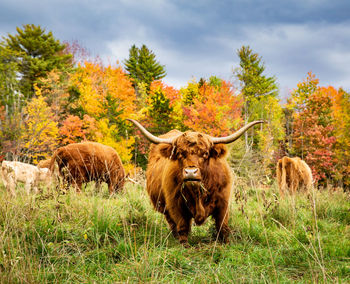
<box><xmin>37</xmin><ymin>159</ymin><xmax>51</xmax><ymax>169</ymax></box>
<box><xmin>276</xmin><ymin>156</ymin><xmax>313</xmax><ymax>197</ymax></box>
<box><xmin>128</xmin><ymin>119</ymin><xmax>264</xmax><ymax>245</ymax></box>
<box><xmin>49</xmin><ymin>142</ymin><xmax>125</xmax><ymax>194</ymax></box>
<box><xmin>1</xmin><ymin>160</ymin><xmax>52</xmax><ymax>195</ymax></box>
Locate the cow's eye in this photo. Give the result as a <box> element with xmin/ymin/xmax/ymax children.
<box><xmin>203</xmin><ymin>151</ymin><xmax>209</xmax><ymax>159</ymax></box>
<box><xmin>181</xmin><ymin>151</ymin><xmax>187</xmax><ymax>158</ymax></box>
<box><xmin>204</xmin><ymin>195</ymin><xmax>210</xmax><ymax>204</ymax></box>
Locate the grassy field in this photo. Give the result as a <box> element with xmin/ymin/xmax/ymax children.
<box><xmin>0</xmin><ymin>177</ymin><xmax>349</xmax><ymax>283</ymax></box>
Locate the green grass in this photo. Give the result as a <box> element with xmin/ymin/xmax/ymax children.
<box><xmin>0</xmin><ymin>180</ymin><xmax>349</xmax><ymax>283</ymax></box>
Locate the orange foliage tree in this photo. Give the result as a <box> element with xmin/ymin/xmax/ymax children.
<box><xmin>59</xmin><ymin>114</ymin><xmax>99</xmax><ymax>145</ymax></box>
<box><xmin>69</xmin><ymin>61</ymin><xmax>137</xmax><ymax>171</ymax></box>
<box><xmin>331</xmin><ymin>88</ymin><xmax>350</xmax><ymax>187</ymax></box>
<box><xmin>182</xmin><ymin>79</ymin><xmax>243</xmax><ymax>136</ymax></box>
<box><xmin>71</xmin><ymin>61</ymin><xmax>136</xmax><ymax>130</ymax></box>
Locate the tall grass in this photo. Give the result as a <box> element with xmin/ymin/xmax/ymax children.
<box><xmin>0</xmin><ymin>180</ymin><xmax>349</xmax><ymax>283</ymax></box>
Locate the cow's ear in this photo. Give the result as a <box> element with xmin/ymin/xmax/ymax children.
<box><xmin>210</xmin><ymin>144</ymin><xmax>227</xmax><ymax>159</ymax></box>
<box><xmin>159</xmin><ymin>144</ymin><xmax>176</xmax><ymax>159</ymax></box>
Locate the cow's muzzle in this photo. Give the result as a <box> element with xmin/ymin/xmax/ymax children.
<box><xmin>183</xmin><ymin>167</ymin><xmax>201</xmax><ymax>182</ymax></box>
<box><xmin>195</xmin><ymin>215</ymin><xmax>205</xmax><ymax>225</ymax></box>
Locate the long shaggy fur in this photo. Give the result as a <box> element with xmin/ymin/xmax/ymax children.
<box><xmin>49</xmin><ymin>142</ymin><xmax>125</xmax><ymax>193</ymax></box>
<box><xmin>276</xmin><ymin>156</ymin><xmax>313</xmax><ymax>197</ymax></box>
<box><xmin>146</xmin><ymin>130</ymin><xmax>233</xmax><ymax>244</ymax></box>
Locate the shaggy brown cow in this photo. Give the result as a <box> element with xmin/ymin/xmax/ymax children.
<box><xmin>276</xmin><ymin>156</ymin><xmax>313</xmax><ymax>197</ymax></box>
<box><xmin>49</xmin><ymin>142</ymin><xmax>125</xmax><ymax>194</ymax></box>
<box><xmin>128</xmin><ymin>119</ymin><xmax>264</xmax><ymax>245</ymax></box>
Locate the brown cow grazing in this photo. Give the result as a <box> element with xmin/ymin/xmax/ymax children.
<box><xmin>49</xmin><ymin>142</ymin><xmax>125</xmax><ymax>194</ymax></box>
<box><xmin>276</xmin><ymin>156</ymin><xmax>313</xmax><ymax>197</ymax></box>
<box><xmin>128</xmin><ymin>119</ymin><xmax>264</xmax><ymax>245</ymax></box>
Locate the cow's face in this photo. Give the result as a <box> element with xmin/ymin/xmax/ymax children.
<box><xmin>160</xmin><ymin>131</ymin><xmax>227</xmax><ymax>182</ymax></box>
<box><xmin>159</xmin><ymin>131</ymin><xmax>227</xmax><ymax>224</ymax></box>
<box><xmin>38</xmin><ymin>168</ymin><xmax>50</xmax><ymax>181</ymax></box>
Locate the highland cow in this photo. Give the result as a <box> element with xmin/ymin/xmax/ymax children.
<box><xmin>49</xmin><ymin>142</ymin><xmax>125</xmax><ymax>193</ymax></box>
<box><xmin>276</xmin><ymin>156</ymin><xmax>313</xmax><ymax>197</ymax></box>
<box><xmin>128</xmin><ymin>119</ymin><xmax>264</xmax><ymax>245</ymax></box>
<box><xmin>1</xmin><ymin>160</ymin><xmax>52</xmax><ymax>195</ymax></box>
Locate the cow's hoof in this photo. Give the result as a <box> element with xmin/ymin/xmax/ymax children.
<box><xmin>180</xmin><ymin>240</ymin><xmax>190</xmax><ymax>248</ymax></box>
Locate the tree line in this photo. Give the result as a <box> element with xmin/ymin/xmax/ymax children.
<box><xmin>0</xmin><ymin>24</ymin><xmax>349</xmax><ymax>188</ymax></box>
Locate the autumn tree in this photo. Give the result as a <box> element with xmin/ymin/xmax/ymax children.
<box><xmin>124</xmin><ymin>44</ymin><xmax>166</xmax><ymax>91</ymax></box>
<box><xmin>182</xmin><ymin>78</ymin><xmax>243</xmax><ymax>136</ymax></box>
<box><xmin>71</xmin><ymin>61</ymin><xmax>136</xmax><ymax>132</ymax></box>
<box><xmin>288</xmin><ymin>73</ymin><xmax>338</xmax><ymax>185</ymax></box>
<box><xmin>19</xmin><ymin>88</ymin><xmax>59</xmax><ymax>163</ymax></box>
<box><xmin>3</xmin><ymin>24</ymin><xmax>72</xmax><ymax>98</ymax></box>
<box><xmin>59</xmin><ymin>114</ymin><xmax>98</xmax><ymax>145</ymax></box>
<box><xmin>331</xmin><ymin>88</ymin><xmax>350</xmax><ymax>188</ymax></box>
<box><xmin>70</xmin><ymin>61</ymin><xmax>136</xmax><ymax>171</ymax></box>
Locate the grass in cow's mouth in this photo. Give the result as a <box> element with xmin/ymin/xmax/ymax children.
<box><xmin>0</xmin><ymin>180</ymin><xmax>349</xmax><ymax>283</ymax></box>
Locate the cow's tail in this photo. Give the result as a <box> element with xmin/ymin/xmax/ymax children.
<box><xmin>49</xmin><ymin>150</ymin><xmax>59</xmax><ymax>173</ymax></box>
<box><xmin>280</xmin><ymin>158</ymin><xmax>287</xmax><ymax>194</ymax></box>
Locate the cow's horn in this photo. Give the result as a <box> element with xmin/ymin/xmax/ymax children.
<box><xmin>127</xmin><ymin>119</ymin><xmax>173</xmax><ymax>144</ymax></box>
<box><xmin>211</xmin><ymin>120</ymin><xmax>265</xmax><ymax>144</ymax></box>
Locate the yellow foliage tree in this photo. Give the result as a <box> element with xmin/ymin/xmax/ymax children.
<box><xmin>95</xmin><ymin>118</ymin><xmax>135</xmax><ymax>174</ymax></box>
<box><xmin>20</xmin><ymin>87</ymin><xmax>59</xmax><ymax>163</ymax></box>
<box><xmin>71</xmin><ymin>62</ymin><xmax>136</xmax><ymax>121</ymax></box>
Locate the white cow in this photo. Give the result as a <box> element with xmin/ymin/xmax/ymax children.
<box><xmin>0</xmin><ymin>160</ymin><xmax>53</xmax><ymax>195</ymax></box>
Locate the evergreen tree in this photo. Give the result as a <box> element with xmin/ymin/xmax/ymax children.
<box><xmin>235</xmin><ymin>46</ymin><xmax>278</xmax><ymax>101</ymax></box>
<box><xmin>234</xmin><ymin>45</ymin><xmax>280</xmax><ymax>152</ymax></box>
<box><xmin>3</xmin><ymin>24</ymin><xmax>72</xmax><ymax>99</ymax></box>
<box><xmin>124</xmin><ymin>44</ymin><xmax>166</xmax><ymax>91</ymax></box>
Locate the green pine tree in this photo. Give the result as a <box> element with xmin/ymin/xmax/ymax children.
<box><xmin>234</xmin><ymin>45</ymin><xmax>280</xmax><ymax>151</ymax></box>
<box><xmin>235</xmin><ymin>45</ymin><xmax>278</xmax><ymax>101</ymax></box>
<box><xmin>124</xmin><ymin>44</ymin><xmax>166</xmax><ymax>91</ymax></box>
<box><xmin>3</xmin><ymin>24</ymin><xmax>72</xmax><ymax>99</ymax></box>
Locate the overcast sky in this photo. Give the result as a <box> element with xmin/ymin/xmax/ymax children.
<box><xmin>1</xmin><ymin>0</ymin><xmax>349</xmax><ymax>100</ymax></box>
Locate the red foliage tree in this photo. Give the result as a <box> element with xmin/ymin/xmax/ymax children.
<box><xmin>290</xmin><ymin>74</ymin><xmax>338</xmax><ymax>185</ymax></box>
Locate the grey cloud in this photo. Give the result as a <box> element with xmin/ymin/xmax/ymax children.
<box><xmin>0</xmin><ymin>0</ymin><xmax>349</xmax><ymax>95</ymax></box>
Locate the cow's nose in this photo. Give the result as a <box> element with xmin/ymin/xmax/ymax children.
<box><xmin>195</xmin><ymin>215</ymin><xmax>205</xmax><ymax>225</ymax></box>
<box><xmin>183</xmin><ymin>167</ymin><xmax>201</xmax><ymax>181</ymax></box>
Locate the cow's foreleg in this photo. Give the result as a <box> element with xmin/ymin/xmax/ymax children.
<box><xmin>213</xmin><ymin>203</ymin><xmax>230</xmax><ymax>243</ymax></box>
<box><xmin>7</xmin><ymin>175</ymin><xmax>16</xmax><ymax>196</ymax></box>
<box><xmin>163</xmin><ymin>209</ymin><xmax>178</xmax><ymax>238</ymax></box>
<box><xmin>24</xmin><ymin>182</ymin><xmax>32</xmax><ymax>195</ymax></box>
<box><xmin>176</xmin><ymin>216</ymin><xmax>192</xmax><ymax>245</ymax></box>
<box><xmin>73</xmin><ymin>178</ymin><xmax>83</xmax><ymax>192</ymax></box>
